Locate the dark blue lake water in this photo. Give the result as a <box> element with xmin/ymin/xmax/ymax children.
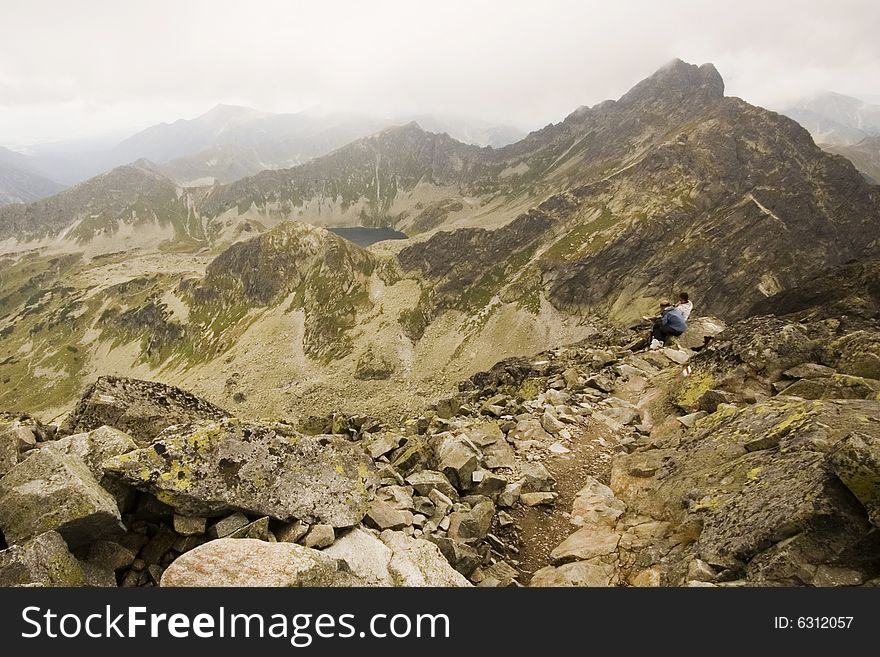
<box><xmin>329</xmin><ymin>226</ymin><xmax>408</xmax><ymax>246</ymax></box>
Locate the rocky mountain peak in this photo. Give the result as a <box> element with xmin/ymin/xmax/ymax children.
<box><xmin>619</xmin><ymin>58</ymin><xmax>724</xmax><ymax>110</ymax></box>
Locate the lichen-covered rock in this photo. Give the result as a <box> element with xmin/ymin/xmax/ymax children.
<box><xmin>44</xmin><ymin>426</ymin><xmax>138</xmax><ymax>510</ymax></box>
<box><xmin>617</xmin><ymin>398</ymin><xmax>880</xmax><ymax>583</ymax></box>
<box><xmin>61</xmin><ymin>376</ymin><xmax>230</xmax><ymax>445</ymax></box>
<box><xmin>102</xmin><ymin>419</ymin><xmax>377</xmax><ymax>527</ymax></box>
<box><xmin>829</xmin><ymin>432</ymin><xmax>880</xmax><ymax>526</ymax></box>
<box><xmin>825</xmin><ymin>331</ymin><xmax>880</xmax><ymax>380</ymax></box>
<box><xmin>780</xmin><ymin>374</ymin><xmax>880</xmax><ymax>400</ymax></box>
<box><xmin>0</xmin><ymin>531</ymin><xmax>86</xmax><ymax>586</ymax></box>
<box><xmin>0</xmin><ymin>448</ymin><xmax>124</xmax><ymax>547</ymax></box>
<box><xmin>160</xmin><ymin>538</ymin><xmax>365</xmax><ymax>587</ymax></box>
<box><xmin>47</xmin><ymin>426</ymin><xmax>138</xmax><ymax>477</ymax></box>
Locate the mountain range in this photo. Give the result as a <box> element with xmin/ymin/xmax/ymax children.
<box><xmin>1</xmin><ymin>59</ymin><xmax>878</xmax><ymax>425</ymax></box>
<box><xmin>0</xmin><ymin>107</ymin><xmax>526</xmax><ymax>203</ymax></box>
<box><xmin>780</xmin><ymin>92</ymin><xmax>880</xmax><ymax>182</ymax></box>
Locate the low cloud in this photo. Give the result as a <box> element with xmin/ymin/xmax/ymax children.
<box><xmin>1</xmin><ymin>0</ymin><xmax>877</xmax><ymax>144</ymax></box>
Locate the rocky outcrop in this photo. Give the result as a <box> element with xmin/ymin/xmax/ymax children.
<box><xmin>103</xmin><ymin>418</ymin><xmax>378</xmax><ymax>527</ymax></box>
<box><xmin>0</xmin><ymin>447</ymin><xmax>124</xmax><ymax>548</ymax></box>
<box><xmin>61</xmin><ymin>376</ymin><xmax>230</xmax><ymax>445</ymax></box>
<box><xmin>0</xmin><ymin>531</ymin><xmax>86</xmax><ymax>586</ymax></box>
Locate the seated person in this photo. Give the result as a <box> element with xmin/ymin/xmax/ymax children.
<box><xmin>649</xmin><ymin>299</ymin><xmax>687</xmax><ymax>349</ymax></box>
<box><xmin>676</xmin><ymin>292</ymin><xmax>693</xmax><ymax>321</ymax></box>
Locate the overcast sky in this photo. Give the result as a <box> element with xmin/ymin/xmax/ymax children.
<box><xmin>1</xmin><ymin>0</ymin><xmax>878</xmax><ymax>147</ymax></box>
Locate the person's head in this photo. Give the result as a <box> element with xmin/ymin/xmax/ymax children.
<box><xmin>659</xmin><ymin>298</ymin><xmax>671</xmax><ymax>309</ymax></box>
<box><xmin>678</xmin><ymin>292</ymin><xmax>689</xmax><ymax>303</ymax></box>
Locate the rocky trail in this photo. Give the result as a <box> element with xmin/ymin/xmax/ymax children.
<box><xmin>2</xmin><ymin>307</ymin><xmax>880</xmax><ymax>587</ymax></box>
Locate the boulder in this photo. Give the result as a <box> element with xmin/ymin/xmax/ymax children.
<box><xmin>783</xmin><ymin>363</ymin><xmax>837</xmax><ymax>379</ymax></box>
<box><xmin>825</xmin><ymin>331</ymin><xmax>880</xmax><ymax>380</ymax></box>
<box><xmin>173</xmin><ymin>514</ymin><xmax>208</xmax><ymax>536</ymax></box>
<box><xmin>380</xmin><ymin>531</ymin><xmax>471</xmax><ymax>586</ymax></box>
<box><xmin>0</xmin><ymin>531</ymin><xmax>86</xmax><ymax>586</ymax></box>
<box><xmin>47</xmin><ymin>426</ymin><xmax>137</xmax><ymax>477</ymax></box>
<box><xmin>829</xmin><ymin>432</ymin><xmax>880</xmax><ymax>526</ymax></box>
<box><xmin>0</xmin><ymin>416</ymin><xmax>48</xmax><ymax>476</ymax></box>
<box><xmin>571</xmin><ymin>477</ymin><xmax>626</xmax><ymax>526</ymax></box>
<box><xmin>207</xmin><ymin>512</ymin><xmax>250</xmax><ymax>539</ymax></box>
<box><xmin>520</xmin><ymin>492</ymin><xmax>558</xmax><ymax>506</ymax></box>
<box><xmin>426</xmin><ymin>536</ymin><xmax>483</xmax><ymax>576</ymax></box>
<box><xmin>0</xmin><ymin>448</ymin><xmax>124</xmax><ymax>547</ymax></box>
<box><xmin>377</xmin><ymin>485</ymin><xmax>414</xmax><ymax>510</ymax></box>
<box><xmin>87</xmin><ymin>540</ymin><xmax>136</xmax><ymax>572</ymax></box>
<box><xmin>364</xmin><ymin>500</ymin><xmax>413</xmax><ymax>531</ymax></box>
<box><xmin>481</xmin><ymin>439</ymin><xmax>517</xmax><ymax>469</ymax></box>
<box><xmin>363</xmin><ymin>432</ymin><xmax>403</xmax><ymax>459</ymax></box>
<box><xmin>436</xmin><ymin>438</ymin><xmax>479</xmax><ymax>491</ymax></box>
<box><xmin>497</xmin><ymin>481</ymin><xmax>523</xmax><ymax>507</ymax></box>
<box><xmin>508</xmin><ymin>418</ymin><xmax>551</xmax><ymax>443</ymax></box>
<box><xmin>549</xmin><ymin>525</ymin><xmax>621</xmax><ymax>565</ymax></box>
<box><xmin>530</xmin><ymin>560</ymin><xmax>616</xmax><ymax>587</ymax></box>
<box><xmin>780</xmin><ymin>375</ymin><xmax>880</xmax><ymax>400</ymax></box>
<box><xmin>160</xmin><ymin>538</ymin><xmax>363</xmax><ymax>586</ymax></box>
<box><xmin>677</xmin><ymin>317</ymin><xmax>726</xmax><ymax>350</ymax></box>
<box><xmin>103</xmin><ymin>419</ymin><xmax>377</xmax><ymax>527</ymax></box>
<box><xmin>642</xmin><ymin>398</ymin><xmax>880</xmax><ymax>579</ymax></box>
<box><xmin>519</xmin><ymin>462</ymin><xmax>556</xmax><ymax>493</ymax></box>
<box><xmin>541</xmin><ymin>411</ymin><xmax>566</xmax><ymax>435</ymax></box>
<box><xmin>61</xmin><ymin>376</ymin><xmax>230</xmax><ymax>445</ymax></box>
<box><xmin>45</xmin><ymin>425</ymin><xmax>138</xmax><ymax>509</ymax></box>
<box><xmin>447</xmin><ymin>500</ymin><xmax>494</xmax><ymax>541</ymax></box>
<box><xmin>302</xmin><ymin>524</ymin><xmax>335</xmax><ymax>549</ymax></box>
<box><xmin>324</xmin><ymin>528</ymin><xmax>394</xmax><ymax>585</ymax></box>
<box><xmin>405</xmin><ymin>470</ymin><xmax>458</xmax><ymax>499</ymax></box>
<box><xmin>227</xmin><ymin>517</ymin><xmax>271</xmax><ymax>541</ymax></box>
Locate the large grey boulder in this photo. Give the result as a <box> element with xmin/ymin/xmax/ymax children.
<box><xmin>0</xmin><ymin>448</ymin><xmax>124</xmax><ymax>547</ymax></box>
<box><xmin>103</xmin><ymin>419</ymin><xmax>378</xmax><ymax>527</ymax></box>
<box><xmin>324</xmin><ymin>528</ymin><xmax>395</xmax><ymax>586</ymax></box>
<box><xmin>160</xmin><ymin>538</ymin><xmax>364</xmax><ymax>587</ymax></box>
<box><xmin>44</xmin><ymin>426</ymin><xmax>138</xmax><ymax>509</ymax></box>
<box><xmin>324</xmin><ymin>528</ymin><xmax>472</xmax><ymax>586</ymax></box>
<box><xmin>47</xmin><ymin>426</ymin><xmax>137</xmax><ymax>477</ymax></box>
<box><xmin>61</xmin><ymin>376</ymin><xmax>230</xmax><ymax>446</ymax></box>
<box><xmin>829</xmin><ymin>432</ymin><xmax>880</xmax><ymax>526</ymax></box>
<box><xmin>0</xmin><ymin>531</ymin><xmax>86</xmax><ymax>586</ymax></box>
<box><xmin>379</xmin><ymin>531</ymin><xmax>471</xmax><ymax>586</ymax></box>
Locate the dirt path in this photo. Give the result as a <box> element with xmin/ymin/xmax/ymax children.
<box><xmin>500</xmin><ymin>419</ymin><xmax>616</xmax><ymax>583</ymax></box>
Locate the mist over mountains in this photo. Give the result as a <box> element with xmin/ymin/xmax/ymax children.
<box><xmin>0</xmin><ymin>106</ymin><xmax>525</xmax><ymax>203</ymax></box>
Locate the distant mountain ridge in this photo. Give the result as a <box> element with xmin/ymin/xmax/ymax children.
<box><xmin>0</xmin><ymin>146</ymin><xmax>66</xmax><ymax>205</ymax></box>
<box><xmin>1</xmin><ymin>107</ymin><xmax>526</xmax><ymax>191</ymax></box>
<box><xmin>781</xmin><ymin>92</ymin><xmax>880</xmax><ymax>146</ymax></box>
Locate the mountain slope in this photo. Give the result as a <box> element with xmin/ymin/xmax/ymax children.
<box><xmin>0</xmin><ymin>161</ymin><xmax>203</xmax><ymax>251</ymax></box>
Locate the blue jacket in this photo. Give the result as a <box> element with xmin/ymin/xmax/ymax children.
<box><xmin>660</xmin><ymin>307</ymin><xmax>687</xmax><ymax>333</ymax></box>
